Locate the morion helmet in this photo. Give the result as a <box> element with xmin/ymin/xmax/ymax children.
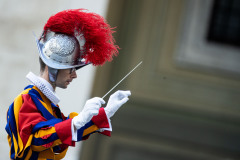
<box><xmin>35</xmin><ymin>9</ymin><xmax>119</xmax><ymax>82</ymax></box>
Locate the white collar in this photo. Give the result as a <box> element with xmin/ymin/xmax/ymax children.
<box><xmin>26</xmin><ymin>72</ymin><xmax>60</xmax><ymax>105</ymax></box>
<box><xmin>38</xmin><ymin>76</ymin><xmax>54</xmax><ymax>92</ymax></box>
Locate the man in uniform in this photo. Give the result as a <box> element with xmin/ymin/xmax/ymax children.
<box><xmin>5</xmin><ymin>9</ymin><xmax>131</xmax><ymax>160</ymax></box>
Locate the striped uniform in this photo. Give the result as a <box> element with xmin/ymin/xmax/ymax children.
<box><xmin>5</xmin><ymin>85</ymin><xmax>111</xmax><ymax>160</ymax></box>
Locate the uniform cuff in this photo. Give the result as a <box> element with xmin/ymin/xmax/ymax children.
<box><xmin>55</xmin><ymin>119</ymin><xmax>75</xmax><ymax>146</ymax></box>
<box><xmin>92</xmin><ymin>107</ymin><xmax>109</xmax><ymax>128</ymax></box>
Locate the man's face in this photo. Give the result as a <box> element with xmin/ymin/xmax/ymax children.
<box><xmin>55</xmin><ymin>68</ymin><xmax>77</xmax><ymax>89</ymax></box>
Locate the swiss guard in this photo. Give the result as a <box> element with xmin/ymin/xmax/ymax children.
<box><xmin>5</xmin><ymin>9</ymin><xmax>131</xmax><ymax>160</ymax></box>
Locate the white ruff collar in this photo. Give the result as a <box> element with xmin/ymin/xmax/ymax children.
<box><xmin>26</xmin><ymin>72</ymin><xmax>60</xmax><ymax>105</ymax></box>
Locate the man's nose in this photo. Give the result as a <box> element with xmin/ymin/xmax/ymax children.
<box><xmin>71</xmin><ymin>71</ymin><xmax>77</xmax><ymax>78</ymax></box>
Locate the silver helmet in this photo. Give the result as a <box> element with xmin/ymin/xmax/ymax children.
<box><xmin>37</xmin><ymin>33</ymin><xmax>87</xmax><ymax>70</ymax></box>
<box><xmin>35</xmin><ymin>32</ymin><xmax>88</xmax><ymax>82</ymax></box>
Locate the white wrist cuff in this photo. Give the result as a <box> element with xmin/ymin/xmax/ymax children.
<box><xmin>71</xmin><ymin>119</ymin><xmax>78</xmax><ymax>141</ymax></box>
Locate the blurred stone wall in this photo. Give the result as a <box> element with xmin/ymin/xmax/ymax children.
<box><xmin>80</xmin><ymin>0</ymin><xmax>240</xmax><ymax>160</ymax></box>
<box><xmin>0</xmin><ymin>0</ymin><xmax>109</xmax><ymax>159</ymax></box>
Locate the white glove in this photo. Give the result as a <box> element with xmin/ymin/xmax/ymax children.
<box><xmin>72</xmin><ymin>97</ymin><xmax>105</xmax><ymax>130</ymax></box>
<box><xmin>105</xmin><ymin>90</ymin><xmax>131</xmax><ymax>118</ymax></box>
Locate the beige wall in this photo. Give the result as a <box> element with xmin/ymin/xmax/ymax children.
<box><xmin>0</xmin><ymin>0</ymin><xmax>109</xmax><ymax>159</ymax></box>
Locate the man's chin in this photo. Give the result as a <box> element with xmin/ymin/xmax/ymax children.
<box><xmin>57</xmin><ymin>85</ymin><xmax>68</xmax><ymax>89</ymax></box>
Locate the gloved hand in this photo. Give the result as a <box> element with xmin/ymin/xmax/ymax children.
<box><xmin>105</xmin><ymin>90</ymin><xmax>131</xmax><ymax>118</ymax></box>
<box><xmin>72</xmin><ymin>97</ymin><xmax>105</xmax><ymax>130</ymax></box>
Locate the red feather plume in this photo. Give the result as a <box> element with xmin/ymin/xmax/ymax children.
<box><xmin>42</xmin><ymin>9</ymin><xmax>119</xmax><ymax>65</ymax></box>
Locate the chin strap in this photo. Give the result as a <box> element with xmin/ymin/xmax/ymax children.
<box><xmin>48</xmin><ymin>67</ymin><xmax>58</xmax><ymax>83</ymax></box>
